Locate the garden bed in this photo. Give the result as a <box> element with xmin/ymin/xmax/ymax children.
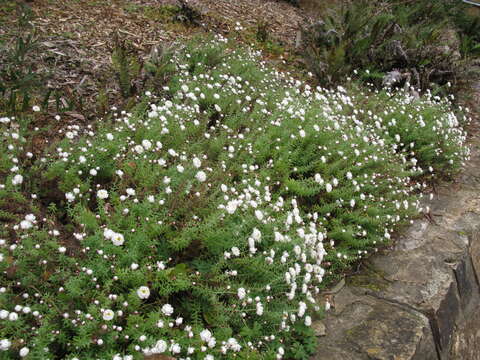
<box><xmin>0</xmin><ymin>0</ymin><xmax>477</xmax><ymax>359</ymax></box>
<box><xmin>0</xmin><ymin>37</ymin><xmax>470</xmax><ymax>359</ymax></box>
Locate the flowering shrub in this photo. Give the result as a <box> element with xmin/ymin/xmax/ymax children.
<box><xmin>0</xmin><ymin>38</ymin><xmax>469</xmax><ymax>359</ymax></box>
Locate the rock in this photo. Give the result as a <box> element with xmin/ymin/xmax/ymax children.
<box><xmin>452</xmin><ymin>255</ymin><xmax>480</xmax><ymax>313</ymax></box>
<box><xmin>312</xmin><ymin>321</ymin><xmax>326</xmax><ymax>336</ymax></box>
<box><xmin>314</xmin><ymin>286</ymin><xmax>436</xmax><ymax>360</ymax></box>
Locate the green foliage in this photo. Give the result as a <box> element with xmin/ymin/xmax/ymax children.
<box><xmin>174</xmin><ymin>0</ymin><xmax>202</xmax><ymax>25</ymax></box>
<box><xmin>256</xmin><ymin>20</ymin><xmax>269</xmax><ymax>43</ymax></box>
<box><xmin>111</xmin><ymin>34</ymin><xmax>141</xmax><ymax>99</ymax></box>
<box><xmin>0</xmin><ymin>38</ymin><xmax>468</xmax><ymax>359</ymax></box>
<box><xmin>0</xmin><ymin>5</ymin><xmax>43</xmax><ymax>115</ymax></box>
<box><xmin>451</xmin><ymin>4</ymin><xmax>480</xmax><ymax>56</ymax></box>
<box><xmin>143</xmin><ymin>42</ymin><xmax>177</xmax><ymax>92</ymax></box>
<box><xmin>300</xmin><ymin>0</ymin><xmax>478</xmax><ymax>90</ymax></box>
<box><xmin>0</xmin><ymin>2</ymin><xmax>85</xmax><ymax>116</ymax></box>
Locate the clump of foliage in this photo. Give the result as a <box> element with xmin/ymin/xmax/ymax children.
<box><xmin>0</xmin><ymin>3</ymin><xmax>84</xmax><ymax>116</ymax></box>
<box><xmin>0</xmin><ymin>37</ymin><xmax>469</xmax><ymax>359</ymax></box>
<box><xmin>451</xmin><ymin>5</ymin><xmax>480</xmax><ymax>56</ymax></box>
<box><xmin>0</xmin><ymin>5</ymin><xmax>44</xmax><ymax>115</ymax></box>
<box><xmin>300</xmin><ymin>0</ymin><xmax>479</xmax><ymax>90</ymax></box>
<box><xmin>111</xmin><ymin>34</ymin><xmax>142</xmax><ymax>99</ymax></box>
<box><xmin>174</xmin><ymin>0</ymin><xmax>202</xmax><ymax>26</ymax></box>
<box><xmin>110</xmin><ymin>37</ymin><xmax>181</xmax><ymax>106</ymax></box>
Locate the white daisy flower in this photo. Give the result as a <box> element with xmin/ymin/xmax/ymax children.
<box><xmin>237</xmin><ymin>287</ymin><xmax>246</xmax><ymax>299</ymax></box>
<box><xmin>137</xmin><ymin>286</ymin><xmax>150</xmax><ymax>300</ymax></box>
<box><xmin>154</xmin><ymin>340</ymin><xmax>167</xmax><ymax>353</ymax></box>
<box><xmin>111</xmin><ymin>233</ymin><xmax>124</xmax><ymax>246</ymax></box>
<box><xmin>97</xmin><ymin>189</ymin><xmax>109</xmax><ymax>199</ymax></box>
<box><xmin>196</xmin><ymin>171</ymin><xmax>207</xmax><ymax>182</ymax></box>
<box><xmin>192</xmin><ymin>157</ymin><xmax>202</xmax><ymax>168</ymax></box>
<box><xmin>102</xmin><ymin>309</ymin><xmax>114</xmax><ymax>321</ymax></box>
<box><xmin>12</xmin><ymin>174</ymin><xmax>23</xmax><ymax>185</ymax></box>
<box><xmin>161</xmin><ymin>304</ymin><xmax>174</xmax><ymax>316</ymax></box>
<box><xmin>19</xmin><ymin>347</ymin><xmax>29</xmax><ymax>357</ymax></box>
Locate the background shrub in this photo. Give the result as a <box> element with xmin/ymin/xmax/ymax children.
<box><xmin>300</xmin><ymin>0</ymin><xmax>480</xmax><ymax>91</ymax></box>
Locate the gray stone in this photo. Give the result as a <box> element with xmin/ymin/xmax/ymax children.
<box><xmin>368</xmin><ymin>249</ymin><xmax>458</xmax><ymax>313</ymax></box>
<box><xmin>344</xmin><ymin>302</ymin><xmax>432</xmax><ymax>360</ymax></box>
<box><xmin>434</xmin><ymin>280</ymin><xmax>461</xmax><ymax>355</ymax></box>
<box><xmin>452</xmin><ymin>256</ymin><xmax>480</xmax><ymax>313</ymax></box>
<box><xmin>312</xmin><ymin>321</ymin><xmax>326</xmax><ymax>336</ymax></box>
<box><xmin>313</xmin><ymin>286</ymin><xmax>435</xmax><ymax>360</ymax></box>
<box><xmin>411</xmin><ymin>326</ymin><xmax>438</xmax><ymax>360</ymax></box>
<box><xmin>449</xmin><ymin>309</ymin><xmax>480</xmax><ymax>360</ymax></box>
<box><xmin>471</xmin><ymin>233</ymin><xmax>480</xmax><ymax>287</ymax></box>
<box><xmin>313</xmin><ymin>345</ymin><xmax>366</xmax><ymax>360</ymax></box>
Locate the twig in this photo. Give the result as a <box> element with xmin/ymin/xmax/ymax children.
<box><xmin>118</xmin><ymin>29</ymin><xmax>140</xmax><ymax>38</ymax></box>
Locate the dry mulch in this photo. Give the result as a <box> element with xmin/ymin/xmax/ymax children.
<box><xmin>188</xmin><ymin>0</ymin><xmax>305</xmax><ymax>46</ymax></box>
<box><xmin>1</xmin><ymin>0</ymin><xmax>309</xmax><ymax>119</ymax></box>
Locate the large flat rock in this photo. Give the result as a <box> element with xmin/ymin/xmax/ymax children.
<box><xmin>314</xmin><ymin>287</ymin><xmax>437</xmax><ymax>360</ymax></box>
